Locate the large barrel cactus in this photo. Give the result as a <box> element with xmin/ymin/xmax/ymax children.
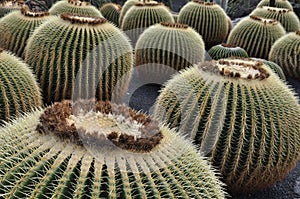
<box><xmin>0</xmin><ymin>7</ymin><xmax>54</xmax><ymax>59</ymax></box>
<box><xmin>118</xmin><ymin>0</ymin><xmax>137</xmax><ymax>26</ymax></box>
<box><xmin>135</xmin><ymin>22</ymin><xmax>205</xmax><ymax>83</ymax></box>
<box><xmin>49</xmin><ymin>0</ymin><xmax>103</xmax><ymax>17</ymax></box>
<box><xmin>0</xmin><ymin>99</ymin><xmax>226</xmax><ymax>198</ymax></box>
<box><xmin>177</xmin><ymin>0</ymin><xmax>229</xmax><ymax>50</ymax></box>
<box><xmin>25</xmin><ymin>13</ymin><xmax>133</xmax><ymax>104</ymax></box>
<box><xmin>0</xmin><ymin>48</ymin><xmax>42</xmax><ymax>123</ymax></box>
<box><xmin>0</xmin><ymin>0</ymin><xmax>22</xmax><ymax>18</ymax></box>
<box><xmin>99</xmin><ymin>2</ymin><xmax>121</xmax><ymax>26</ymax></box>
<box><xmin>251</xmin><ymin>6</ymin><xmax>300</xmax><ymax>32</ymax></box>
<box><xmin>121</xmin><ymin>1</ymin><xmax>174</xmax><ymax>45</ymax></box>
<box><xmin>207</xmin><ymin>43</ymin><xmax>249</xmax><ymax>60</ymax></box>
<box><xmin>154</xmin><ymin>57</ymin><xmax>300</xmax><ymax>193</ymax></box>
<box><xmin>269</xmin><ymin>30</ymin><xmax>300</xmax><ymax>80</ymax></box>
<box><xmin>257</xmin><ymin>0</ymin><xmax>293</xmax><ymax>10</ymax></box>
<box><xmin>227</xmin><ymin>15</ymin><xmax>285</xmax><ymax>59</ymax></box>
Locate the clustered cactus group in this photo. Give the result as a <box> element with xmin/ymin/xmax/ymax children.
<box><xmin>0</xmin><ymin>0</ymin><xmax>300</xmax><ymax>197</ymax></box>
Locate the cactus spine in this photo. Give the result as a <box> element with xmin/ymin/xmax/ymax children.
<box><xmin>227</xmin><ymin>15</ymin><xmax>285</xmax><ymax>59</ymax></box>
<box><xmin>251</xmin><ymin>6</ymin><xmax>300</xmax><ymax>32</ymax></box>
<box><xmin>269</xmin><ymin>30</ymin><xmax>300</xmax><ymax>80</ymax></box>
<box><xmin>99</xmin><ymin>3</ymin><xmax>121</xmax><ymax>27</ymax></box>
<box><xmin>0</xmin><ymin>7</ymin><xmax>54</xmax><ymax>59</ymax></box>
<box><xmin>154</xmin><ymin>57</ymin><xmax>300</xmax><ymax>192</ymax></box>
<box><xmin>25</xmin><ymin>13</ymin><xmax>133</xmax><ymax>104</ymax></box>
<box><xmin>49</xmin><ymin>0</ymin><xmax>103</xmax><ymax>17</ymax></box>
<box><xmin>257</xmin><ymin>0</ymin><xmax>293</xmax><ymax>10</ymax></box>
<box><xmin>177</xmin><ymin>0</ymin><xmax>229</xmax><ymax>50</ymax></box>
<box><xmin>135</xmin><ymin>22</ymin><xmax>205</xmax><ymax>82</ymax></box>
<box><xmin>207</xmin><ymin>43</ymin><xmax>249</xmax><ymax>60</ymax></box>
<box><xmin>0</xmin><ymin>100</ymin><xmax>226</xmax><ymax>198</ymax></box>
<box><xmin>0</xmin><ymin>49</ymin><xmax>42</xmax><ymax>123</ymax></box>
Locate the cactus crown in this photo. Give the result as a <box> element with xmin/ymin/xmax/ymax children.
<box><xmin>296</xmin><ymin>30</ymin><xmax>300</xmax><ymax>35</ymax></box>
<box><xmin>60</xmin><ymin>12</ymin><xmax>107</xmax><ymax>24</ymax></box>
<box><xmin>221</xmin><ymin>43</ymin><xmax>237</xmax><ymax>48</ymax></box>
<box><xmin>263</xmin><ymin>6</ymin><xmax>291</xmax><ymax>13</ymax></box>
<box><xmin>135</xmin><ymin>1</ymin><xmax>162</xmax><ymax>6</ymax></box>
<box><xmin>160</xmin><ymin>21</ymin><xmax>188</xmax><ymax>29</ymax></box>
<box><xmin>37</xmin><ymin>100</ymin><xmax>163</xmax><ymax>152</ymax></box>
<box><xmin>68</xmin><ymin>0</ymin><xmax>91</xmax><ymax>6</ymax></box>
<box><xmin>0</xmin><ymin>0</ymin><xmax>23</xmax><ymax>7</ymax></box>
<box><xmin>250</xmin><ymin>15</ymin><xmax>278</xmax><ymax>25</ymax></box>
<box><xmin>20</xmin><ymin>6</ymin><xmax>49</xmax><ymax>17</ymax></box>
<box><xmin>192</xmin><ymin>0</ymin><xmax>216</xmax><ymax>6</ymax></box>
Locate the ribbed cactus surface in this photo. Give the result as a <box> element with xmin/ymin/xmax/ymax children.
<box><xmin>0</xmin><ymin>49</ymin><xmax>42</xmax><ymax>123</ymax></box>
<box><xmin>257</xmin><ymin>0</ymin><xmax>293</xmax><ymax>10</ymax></box>
<box><xmin>269</xmin><ymin>30</ymin><xmax>300</xmax><ymax>80</ymax></box>
<box><xmin>135</xmin><ymin>22</ymin><xmax>205</xmax><ymax>83</ymax></box>
<box><xmin>208</xmin><ymin>43</ymin><xmax>249</xmax><ymax>60</ymax></box>
<box><xmin>25</xmin><ymin>13</ymin><xmax>133</xmax><ymax>104</ymax></box>
<box><xmin>121</xmin><ymin>1</ymin><xmax>174</xmax><ymax>45</ymax></box>
<box><xmin>49</xmin><ymin>0</ymin><xmax>103</xmax><ymax>17</ymax></box>
<box><xmin>118</xmin><ymin>0</ymin><xmax>138</xmax><ymax>27</ymax></box>
<box><xmin>0</xmin><ymin>100</ymin><xmax>226</xmax><ymax>198</ymax></box>
<box><xmin>251</xmin><ymin>6</ymin><xmax>300</xmax><ymax>32</ymax></box>
<box><xmin>0</xmin><ymin>0</ymin><xmax>21</xmax><ymax>18</ymax></box>
<box><xmin>99</xmin><ymin>3</ymin><xmax>121</xmax><ymax>26</ymax></box>
<box><xmin>0</xmin><ymin>7</ymin><xmax>53</xmax><ymax>59</ymax></box>
<box><xmin>154</xmin><ymin>57</ymin><xmax>300</xmax><ymax>192</ymax></box>
<box><xmin>227</xmin><ymin>15</ymin><xmax>285</xmax><ymax>59</ymax></box>
<box><xmin>178</xmin><ymin>0</ymin><xmax>229</xmax><ymax>50</ymax></box>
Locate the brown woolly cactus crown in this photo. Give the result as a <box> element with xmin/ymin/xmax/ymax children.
<box><xmin>249</xmin><ymin>15</ymin><xmax>278</xmax><ymax>24</ymax></box>
<box><xmin>192</xmin><ymin>0</ymin><xmax>216</xmax><ymax>6</ymax></box>
<box><xmin>60</xmin><ymin>12</ymin><xmax>107</xmax><ymax>25</ymax></box>
<box><xmin>160</xmin><ymin>21</ymin><xmax>188</xmax><ymax>29</ymax></box>
<box><xmin>20</xmin><ymin>5</ymin><xmax>49</xmax><ymax>17</ymax></box>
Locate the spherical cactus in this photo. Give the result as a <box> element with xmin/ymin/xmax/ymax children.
<box><xmin>135</xmin><ymin>22</ymin><xmax>205</xmax><ymax>83</ymax></box>
<box><xmin>0</xmin><ymin>99</ymin><xmax>227</xmax><ymax>198</ymax></box>
<box><xmin>0</xmin><ymin>7</ymin><xmax>54</xmax><ymax>59</ymax></box>
<box><xmin>227</xmin><ymin>15</ymin><xmax>286</xmax><ymax>59</ymax></box>
<box><xmin>207</xmin><ymin>43</ymin><xmax>249</xmax><ymax>60</ymax></box>
<box><xmin>25</xmin><ymin>13</ymin><xmax>133</xmax><ymax>104</ymax></box>
<box><xmin>49</xmin><ymin>0</ymin><xmax>103</xmax><ymax>17</ymax></box>
<box><xmin>154</xmin><ymin>57</ymin><xmax>300</xmax><ymax>193</ymax></box>
<box><xmin>121</xmin><ymin>1</ymin><xmax>174</xmax><ymax>45</ymax></box>
<box><xmin>99</xmin><ymin>3</ymin><xmax>121</xmax><ymax>26</ymax></box>
<box><xmin>269</xmin><ymin>30</ymin><xmax>300</xmax><ymax>80</ymax></box>
<box><xmin>118</xmin><ymin>0</ymin><xmax>137</xmax><ymax>27</ymax></box>
<box><xmin>177</xmin><ymin>0</ymin><xmax>229</xmax><ymax>50</ymax></box>
<box><xmin>251</xmin><ymin>6</ymin><xmax>300</xmax><ymax>32</ymax></box>
<box><xmin>0</xmin><ymin>48</ymin><xmax>42</xmax><ymax>123</ymax></box>
<box><xmin>251</xmin><ymin>57</ymin><xmax>286</xmax><ymax>80</ymax></box>
<box><xmin>257</xmin><ymin>0</ymin><xmax>293</xmax><ymax>10</ymax></box>
<box><xmin>0</xmin><ymin>0</ymin><xmax>21</xmax><ymax>18</ymax></box>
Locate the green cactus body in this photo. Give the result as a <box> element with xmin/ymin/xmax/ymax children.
<box><xmin>177</xmin><ymin>0</ymin><xmax>229</xmax><ymax>50</ymax></box>
<box><xmin>207</xmin><ymin>43</ymin><xmax>249</xmax><ymax>60</ymax></box>
<box><xmin>0</xmin><ymin>1</ymin><xmax>21</xmax><ymax>18</ymax></box>
<box><xmin>24</xmin><ymin>13</ymin><xmax>133</xmax><ymax>104</ymax></box>
<box><xmin>135</xmin><ymin>22</ymin><xmax>205</xmax><ymax>83</ymax></box>
<box><xmin>49</xmin><ymin>0</ymin><xmax>103</xmax><ymax>17</ymax></box>
<box><xmin>85</xmin><ymin>0</ymin><xmax>112</xmax><ymax>8</ymax></box>
<box><xmin>251</xmin><ymin>6</ymin><xmax>300</xmax><ymax>32</ymax></box>
<box><xmin>257</xmin><ymin>0</ymin><xmax>293</xmax><ymax>10</ymax></box>
<box><xmin>227</xmin><ymin>15</ymin><xmax>285</xmax><ymax>59</ymax></box>
<box><xmin>0</xmin><ymin>100</ymin><xmax>226</xmax><ymax>198</ymax></box>
<box><xmin>251</xmin><ymin>57</ymin><xmax>286</xmax><ymax>80</ymax></box>
<box><xmin>121</xmin><ymin>1</ymin><xmax>174</xmax><ymax>45</ymax></box>
<box><xmin>0</xmin><ymin>7</ymin><xmax>54</xmax><ymax>59</ymax></box>
<box><xmin>118</xmin><ymin>0</ymin><xmax>138</xmax><ymax>27</ymax></box>
<box><xmin>0</xmin><ymin>49</ymin><xmax>42</xmax><ymax>123</ymax></box>
<box><xmin>99</xmin><ymin>3</ymin><xmax>121</xmax><ymax>27</ymax></box>
<box><xmin>154</xmin><ymin>57</ymin><xmax>300</xmax><ymax>192</ymax></box>
<box><xmin>269</xmin><ymin>30</ymin><xmax>300</xmax><ymax>80</ymax></box>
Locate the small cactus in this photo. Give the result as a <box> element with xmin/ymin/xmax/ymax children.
<box><xmin>251</xmin><ymin>6</ymin><xmax>300</xmax><ymax>32</ymax></box>
<box><xmin>121</xmin><ymin>1</ymin><xmax>174</xmax><ymax>45</ymax></box>
<box><xmin>0</xmin><ymin>100</ymin><xmax>227</xmax><ymax>198</ymax></box>
<box><xmin>49</xmin><ymin>0</ymin><xmax>103</xmax><ymax>17</ymax></box>
<box><xmin>99</xmin><ymin>2</ymin><xmax>121</xmax><ymax>26</ymax></box>
<box><xmin>0</xmin><ymin>48</ymin><xmax>42</xmax><ymax>123</ymax></box>
<box><xmin>0</xmin><ymin>0</ymin><xmax>22</xmax><ymax>18</ymax></box>
<box><xmin>154</xmin><ymin>57</ymin><xmax>300</xmax><ymax>192</ymax></box>
<box><xmin>207</xmin><ymin>43</ymin><xmax>249</xmax><ymax>60</ymax></box>
<box><xmin>257</xmin><ymin>0</ymin><xmax>293</xmax><ymax>10</ymax></box>
<box><xmin>269</xmin><ymin>30</ymin><xmax>300</xmax><ymax>80</ymax></box>
<box><xmin>135</xmin><ymin>22</ymin><xmax>205</xmax><ymax>83</ymax></box>
<box><xmin>178</xmin><ymin>0</ymin><xmax>229</xmax><ymax>50</ymax></box>
<box><xmin>25</xmin><ymin>13</ymin><xmax>133</xmax><ymax>104</ymax></box>
<box><xmin>227</xmin><ymin>15</ymin><xmax>285</xmax><ymax>59</ymax></box>
<box><xmin>0</xmin><ymin>6</ymin><xmax>54</xmax><ymax>59</ymax></box>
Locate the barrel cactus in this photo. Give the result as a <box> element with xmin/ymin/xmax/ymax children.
<box><xmin>227</xmin><ymin>15</ymin><xmax>285</xmax><ymax>59</ymax></box>
<box><xmin>121</xmin><ymin>1</ymin><xmax>174</xmax><ymax>45</ymax></box>
<box><xmin>118</xmin><ymin>0</ymin><xmax>137</xmax><ymax>27</ymax></box>
<box><xmin>0</xmin><ymin>7</ymin><xmax>53</xmax><ymax>59</ymax></box>
<box><xmin>154</xmin><ymin>57</ymin><xmax>300</xmax><ymax>192</ymax></box>
<box><xmin>49</xmin><ymin>0</ymin><xmax>103</xmax><ymax>17</ymax></box>
<box><xmin>0</xmin><ymin>48</ymin><xmax>42</xmax><ymax>123</ymax></box>
<box><xmin>207</xmin><ymin>43</ymin><xmax>249</xmax><ymax>60</ymax></box>
<box><xmin>257</xmin><ymin>0</ymin><xmax>293</xmax><ymax>10</ymax></box>
<box><xmin>251</xmin><ymin>6</ymin><xmax>300</xmax><ymax>32</ymax></box>
<box><xmin>0</xmin><ymin>99</ymin><xmax>226</xmax><ymax>198</ymax></box>
<box><xmin>177</xmin><ymin>0</ymin><xmax>229</xmax><ymax>50</ymax></box>
<box><xmin>269</xmin><ymin>30</ymin><xmax>300</xmax><ymax>80</ymax></box>
<box><xmin>25</xmin><ymin>13</ymin><xmax>133</xmax><ymax>104</ymax></box>
<box><xmin>135</xmin><ymin>22</ymin><xmax>205</xmax><ymax>83</ymax></box>
<box><xmin>0</xmin><ymin>0</ymin><xmax>22</xmax><ymax>18</ymax></box>
<box><xmin>99</xmin><ymin>2</ymin><xmax>121</xmax><ymax>26</ymax></box>
<box><xmin>251</xmin><ymin>57</ymin><xmax>286</xmax><ymax>80</ymax></box>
